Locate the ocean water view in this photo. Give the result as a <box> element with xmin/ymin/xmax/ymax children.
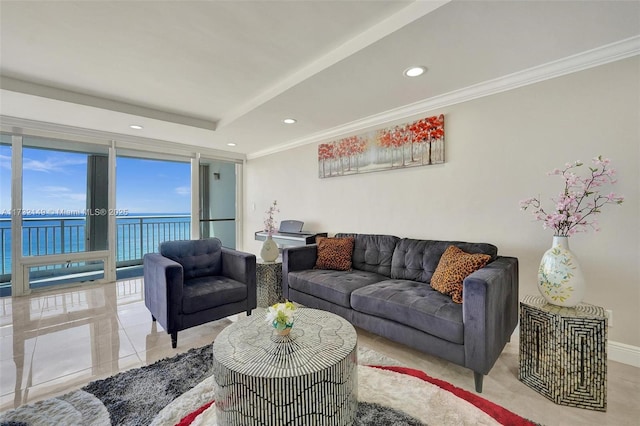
<box><xmin>0</xmin><ymin>213</ymin><xmax>191</xmax><ymax>277</ymax></box>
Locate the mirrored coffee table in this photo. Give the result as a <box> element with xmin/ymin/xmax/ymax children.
<box><xmin>212</xmin><ymin>308</ymin><xmax>358</xmax><ymax>426</ymax></box>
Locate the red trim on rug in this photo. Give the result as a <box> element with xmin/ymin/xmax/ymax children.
<box><xmin>370</xmin><ymin>365</ymin><xmax>536</xmax><ymax>426</ymax></box>
<box><xmin>176</xmin><ymin>400</ymin><xmax>214</xmax><ymax>426</ymax></box>
<box><xmin>175</xmin><ymin>367</ymin><xmax>536</xmax><ymax>426</ymax></box>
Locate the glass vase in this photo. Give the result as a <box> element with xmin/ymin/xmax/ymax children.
<box><xmin>273</xmin><ymin>320</ymin><xmax>294</xmax><ymax>336</ymax></box>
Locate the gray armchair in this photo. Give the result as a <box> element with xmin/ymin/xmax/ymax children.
<box><xmin>143</xmin><ymin>238</ymin><xmax>256</xmax><ymax>348</ymax></box>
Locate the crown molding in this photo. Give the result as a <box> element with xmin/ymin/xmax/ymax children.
<box><xmin>247</xmin><ymin>35</ymin><xmax>640</xmax><ymax>160</ymax></box>
<box><xmin>0</xmin><ymin>115</ymin><xmax>245</xmax><ymax>162</ymax></box>
<box><xmin>0</xmin><ymin>77</ymin><xmax>218</xmax><ymax>131</ymax></box>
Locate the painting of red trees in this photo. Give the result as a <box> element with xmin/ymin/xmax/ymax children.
<box><xmin>318</xmin><ymin>114</ymin><xmax>444</xmax><ymax>178</ymax></box>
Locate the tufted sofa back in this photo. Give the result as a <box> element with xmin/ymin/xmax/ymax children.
<box><xmin>390</xmin><ymin>238</ymin><xmax>498</xmax><ymax>284</ymax></box>
<box><xmin>336</xmin><ymin>233</ymin><xmax>399</xmax><ymax>277</ymax></box>
<box><xmin>160</xmin><ymin>238</ymin><xmax>222</xmax><ymax>280</ymax></box>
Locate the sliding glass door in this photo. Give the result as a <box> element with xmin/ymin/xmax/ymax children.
<box><xmin>199</xmin><ymin>159</ymin><xmax>237</xmax><ymax>248</ymax></box>
<box><xmin>1</xmin><ymin>129</ymin><xmax>243</xmax><ymax>296</ymax></box>
<box><xmin>115</xmin><ymin>155</ymin><xmax>191</xmax><ymax>272</ymax></box>
<box><xmin>0</xmin><ymin>136</ymin><xmax>12</xmax><ymax>295</ymax></box>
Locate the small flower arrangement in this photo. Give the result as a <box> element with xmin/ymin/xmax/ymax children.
<box><xmin>264</xmin><ymin>200</ymin><xmax>279</xmax><ymax>236</ymax></box>
<box><xmin>266</xmin><ymin>301</ymin><xmax>296</xmax><ymax>333</ymax></box>
<box><xmin>520</xmin><ymin>156</ymin><xmax>624</xmax><ymax>236</ymax></box>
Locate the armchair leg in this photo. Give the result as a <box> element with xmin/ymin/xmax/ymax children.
<box><xmin>474</xmin><ymin>372</ymin><xmax>484</xmax><ymax>393</ymax></box>
<box><xmin>171</xmin><ymin>332</ymin><xmax>177</xmax><ymax>349</ymax></box>
<box><xmin>151</xmin><ymin>315</ymin><xmax>156</xmax><ymax>322</ymax></box>
<box><xmin>247</xmin><ymin>309</ymin><xmax>252</xmax><ymax>316</ymax></box>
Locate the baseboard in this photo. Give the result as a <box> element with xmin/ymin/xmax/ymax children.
<box><xmin>609</xmin><ymin>341</ymin><xmax>640</xmax><ymax>368</ymax></box>
<box><xmin>511</xmin><ymin>326</ymin><xmax>640</xmax><ymax>369</ymax></box>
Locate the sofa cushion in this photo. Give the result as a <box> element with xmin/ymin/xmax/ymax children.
<box><xmin>430</xmin><ymin>245</ymin><xmax>492</xmax><ymax>303</ymax></box>
<box><xmin>350</xmin><ymin>279</ymin><xmax>464</xmax><ymax>344</ymax></box>
<box><xmin>287</xmin><ymin>269</ymin><xmax>387</xmax><ymax>308</ymax></box>
<box><xmin>181</xmin><ymin>276</ymin><xmax>247</xmax><ymax>314</ymax></box>
<box><xmin>336</xmin><ymin>234</ymin><xmax>399</xmax><ymax>277</ymax></box>
<box><xmin>314</xmin><ymin>236</ymin><xmax>355</xmax><ymax>271</ymax></box>
<box><xmin>160</xmin><ymin>238</ymin><xmax>222</xmax><ymax>280</ymax></box>
<box><xmin>390</xmin><ymin>238</ymin><xmax>497</xmax><ymax>284</ymax></box>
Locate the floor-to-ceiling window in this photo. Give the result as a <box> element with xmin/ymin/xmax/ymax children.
<box><xmin>20</xmin><ymin>138</ymin><xmax>111</xmax><ymax>293</ymax></box>
<box><xmin>0</xmin><ymin>136</ymin><xmax>12</xmax><ymax>295</ymax></box>
<box><xmin>0</xmin><ymin>126</ymin><xmax>243</xmax><ymax>296</ymax></box>
<box><xmin>115</xmin><ymin>155</ymin><xmax>191</xmax><ymax>275</ymax></box>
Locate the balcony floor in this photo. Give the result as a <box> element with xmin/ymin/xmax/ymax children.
<box><xmin>0</xmin><ymin>265</ymin><xmax>143</xmax><ymax>297</ymax></box>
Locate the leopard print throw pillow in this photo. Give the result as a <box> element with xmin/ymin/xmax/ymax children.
<box><xmin>430</xmin><ymin>245</ymin><xmax>491</xmax><ymax>303</ymax></box>
<box><xmin>314</xmin><ymin>237</ymin><xmax>355</xmax><ymax>271</ymax></box>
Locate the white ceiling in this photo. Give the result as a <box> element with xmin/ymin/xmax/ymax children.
<box><xmin>1</xmin><ymin>0</ymin><xmax>639</xmax><ymax>159</ymax></box>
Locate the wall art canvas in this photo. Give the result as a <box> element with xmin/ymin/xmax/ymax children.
<box><xmin>318</xmin><ymin>114</ymin><xmax>444</xmax><ymax>178</ymax></box>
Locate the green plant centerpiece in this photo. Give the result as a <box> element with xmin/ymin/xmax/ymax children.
<box><xmin>266</xmin><ymin>301</ymin><xmax>296</xmax><ymax>336</ymax></box>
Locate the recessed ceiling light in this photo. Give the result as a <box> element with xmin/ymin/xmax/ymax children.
<box><xmin>227</xmin><ymin>142</ymin><xmax>237</xmax><ymax>147</ymax></box>
<box><xmin>283</xmin><ymin>118</ymin><xmax>297</xmax><ymax>124</ymax></box>
<box><xmin>403</xmin><ymin>66</ymin><xmax>426</xmax><ymax>77</ymax></box>
<box><xmin>129</xmin><ymin>124</ymin><xmax>143</xmax><ymax>130</ymax></box>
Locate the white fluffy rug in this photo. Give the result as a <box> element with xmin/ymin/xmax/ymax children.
<box><xmin>152</xmin><ymin>365</ymin><xmax>501</xmax><ymax>426</ymax></box>
<box><xmin>2</xmin><ymin>345</ymin><xmax>534</xmax><ymax>426</ymax></box>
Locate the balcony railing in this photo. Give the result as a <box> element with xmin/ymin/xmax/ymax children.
<box><xmin>0</xmin><ymin>215</ymin><xmax>191</xmax><ymax>280</ymax></box>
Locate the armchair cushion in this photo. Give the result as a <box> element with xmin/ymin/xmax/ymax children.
<box><xmin>160</xmin><ymin>238</ymin><xmax>222</xmax><ymax>280</ymax></box>
<box><xmin>182</xmin><ymin>276</ymin><xmax>248</xmax><ymax>314</ymax></box>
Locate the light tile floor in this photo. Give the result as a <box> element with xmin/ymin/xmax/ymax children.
<box><xmin>0</xmin><ymin>278</ymin><xmax>638</xmax><ymax>425</ymax></box>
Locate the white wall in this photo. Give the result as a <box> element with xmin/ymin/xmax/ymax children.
<box><xmin>244</xmin><ymin>57</ymin><xmax>640</xmax><ymax>347</ymax></box>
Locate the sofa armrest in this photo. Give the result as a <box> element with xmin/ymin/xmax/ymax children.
<box><xmin>221</xmin><ymin>247</ymin><xmax>257</xmax><ymax>309</ymax></box>
<box><xmin>143</xmin><ymin>253</ymin><xmax>184</xmax><ymax>331</ymax></box>
<box><xmin>462</xmin><ymin>256</ymin><xmax>519</xmax><ymax>375</ymax></box>
<box><xmin>282</xmin><ymin>245</ymin><xmax>318</xmax><ymax>299</ymax></box>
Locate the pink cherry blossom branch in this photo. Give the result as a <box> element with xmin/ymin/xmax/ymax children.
<box><xmin>520</xmin><ymin>156</ymin><xmax>623</xmax><ymax>236</ymax></box>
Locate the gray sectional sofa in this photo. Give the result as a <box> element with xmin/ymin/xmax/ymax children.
<box><xmin>282</xmin><ymin>233</ymin><xmax>519</xmax><ymax>392</ymax></box>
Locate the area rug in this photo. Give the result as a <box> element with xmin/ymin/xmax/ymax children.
<box><xmin>0</xmin><ymin>343</ymin><xmax>536</xmax><ymax>426</ymax></box>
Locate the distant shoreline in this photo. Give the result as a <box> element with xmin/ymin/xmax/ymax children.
<box><xmin>1</xmin><ymin>214</ymin><xmax>193</xmax><ymax>273</ymax></box>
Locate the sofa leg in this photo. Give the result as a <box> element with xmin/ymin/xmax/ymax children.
<box><xmin>474</xmin><ymin>372</ymin><xmax>484</xmax><ymax>393</ymax></box>
<box><xmin>151</xmin><ymin>315</ymin><xmax>156</xmax><ymax>322</ymax></box>
<box><xmin>171</xmin><ymin>332</ymin><xmax>177</xmax><ymax>349</ymax></box>
<box><xmin>246</xmin><ymin>309</ymin><xmax>252</xmax><ymax>316</ymax></box>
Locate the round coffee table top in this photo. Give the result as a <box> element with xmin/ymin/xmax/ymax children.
<box><xmin>213</xmin><ymin>308</ymin><xmax>357</xmax><ymax>378</ymax></box>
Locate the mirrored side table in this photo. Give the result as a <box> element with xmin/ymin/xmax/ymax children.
<box><xmin>256</xmin><ymin>259</ymin><xmax>283</xmax><ymax>307</ymax></box>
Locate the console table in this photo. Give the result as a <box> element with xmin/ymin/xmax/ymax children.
<box><xmin>255</xmin><ymin>231</ymin><xmax>327</xmax><ymax>248</ymax></box>
<box><xmin>212</xmin><ymin>308</ymin><xmax>358</xmax><ymax>425</ymax></box>
<box><xmin>256</xmin><ymin>259</ymin><xmax>283</xmax><ymax>307</ymax></box>
<box><xmin>519</xmin><ymin>295</ymin><xmax>607</xmax><ymax>411</ymax></box>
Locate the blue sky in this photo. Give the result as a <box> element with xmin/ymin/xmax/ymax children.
<box><xmin>0</xmin><ymin>145</ymin><xmax>191</xmax><ymax>214</ymax></box>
